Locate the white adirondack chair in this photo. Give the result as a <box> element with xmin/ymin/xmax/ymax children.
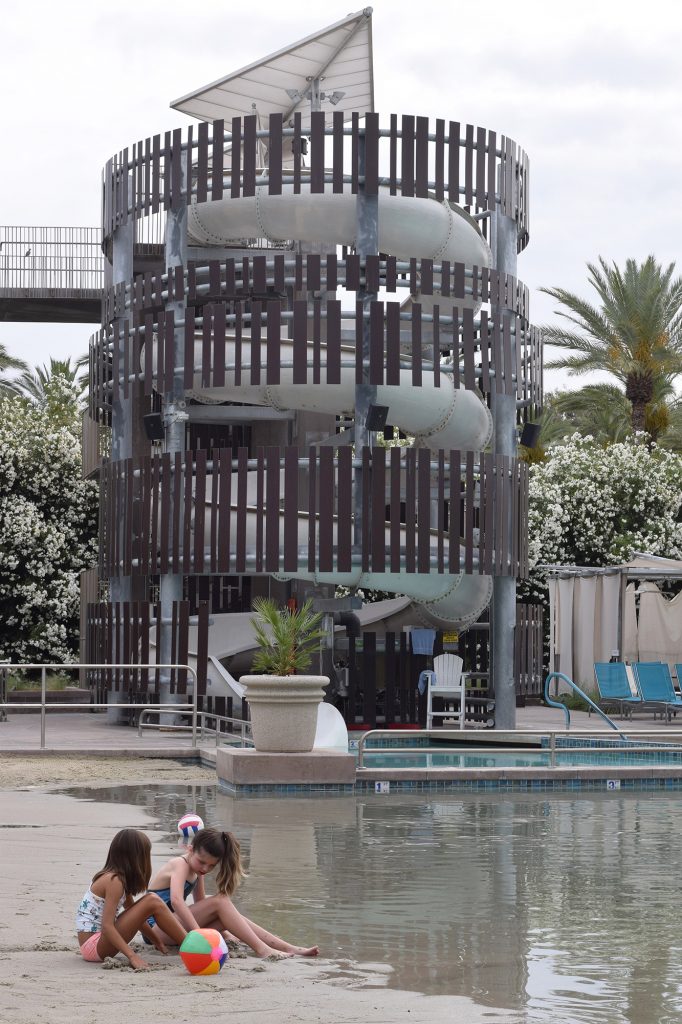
<box><xmin>425</xmin><ymin>653</ymin><xmax>467</xmax><ymax>730</ymax></box>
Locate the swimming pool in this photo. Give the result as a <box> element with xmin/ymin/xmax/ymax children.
<box><xmin>358</xmin><ymin>746</ymin><xmax>682</xmax><ymax>769</ymax></box>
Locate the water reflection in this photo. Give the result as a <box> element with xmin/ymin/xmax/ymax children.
<box><xmin>59</xmin><ymin>784</ymin><xmax>682</xmax><ymax>1023</ymax></box>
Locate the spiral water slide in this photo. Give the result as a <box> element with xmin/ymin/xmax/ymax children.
<box><xmin>178</xmin><ymin>182</ymin><xmax>495</xmax><ymax>635</ymax></box>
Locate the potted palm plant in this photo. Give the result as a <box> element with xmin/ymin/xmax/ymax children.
<box><xmin>241</xmin><ymin>597</ymin><xmax>329</xmax><ymax>753</ymax></box>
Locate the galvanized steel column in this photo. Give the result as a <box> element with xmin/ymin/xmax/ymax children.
<box><xmin>491</xmin><ymin>200</ymin><xmax>518</xmax><ymax>729</ymax></box>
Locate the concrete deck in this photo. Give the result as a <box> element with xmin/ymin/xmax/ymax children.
<box><xmin>0</xmin><ymin>704</ymin><xmax>678</xmax><ymax>756</ymax></box>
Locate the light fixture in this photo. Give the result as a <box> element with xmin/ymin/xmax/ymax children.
<box><xmin>327</xmin><ymin>90</ymin><xmax>346</xmax><ymax>105</ymax></box>
<box><xmin>365</xmin><ymin>404</ymin><xmax>389</xmax><ymax>431</ymax></box>
<box><xmin>143</xmin><ymin>412</ymin><xmax>165</xmax><ymax>441</ymax></box>
<box><xmin>519</xmin><ymin>422</ymin><xmax>541</xmax><ymax>448</ymax></box>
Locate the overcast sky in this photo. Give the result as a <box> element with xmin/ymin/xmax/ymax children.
<box><xmin>2</xmin><ymin>0</ymin><xmax>681</xmax><ymax>392</ymax></box>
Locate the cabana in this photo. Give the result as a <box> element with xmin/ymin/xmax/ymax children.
<box><xmin>545</xmin><ymin>553</ymin><xmax>682</xmax><ymax>690</ymax></box>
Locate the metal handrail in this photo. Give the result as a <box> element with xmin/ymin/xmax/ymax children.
<box><xmin>0</xmin><ymin>663</ymin><xmax>198</xmax><ymax>749</ymax></box>
<box><xmin>544</xmin><ymin>671</ymin><xmax>627</xmax><ymax>737</ymax></box>
<box><xmin>355</xmin><ymin>727</ymin><xmax>682</xmax><ymax>768</ymax></box>
<box><xmin>138</xmin><ymin>708</ymin><xmax>252</xmax><ymax>748</ymax></box>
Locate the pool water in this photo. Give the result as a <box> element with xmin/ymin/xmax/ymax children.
<box><xmin>63</xmin><ymin>782</ymin><xmax>682</xmax><ymax>1023</ymax></box>
<box><xmin>358</xmin><ymin>746</ymin><xmax>682</xmax><ymax>769</ymax></box>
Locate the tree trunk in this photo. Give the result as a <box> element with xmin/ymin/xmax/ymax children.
<box><xmin>631</xmin><ymin>400</ymin><xmax>647</xmax><ymax>434</ymax></box>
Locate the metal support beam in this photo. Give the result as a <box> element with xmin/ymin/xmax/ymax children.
<box><xmin>159</xmin><ymin>150</ymin><xmax>188</xmax><ymax>716</ymax></box>
<box><xmin>490</xmin><ymin>195</ymin><xmax>518</xmax><ymax>730</ymax></box>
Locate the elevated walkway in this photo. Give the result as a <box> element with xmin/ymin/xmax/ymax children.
<box><xmin>0</xmin><ymin>226</ymin><xmax>103</xmax><ymax>323</ymax></box>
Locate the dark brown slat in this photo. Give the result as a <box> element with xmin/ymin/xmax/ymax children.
<box><xmin>218</xmin><ymin>447</ymin><xmax>231</xmax><ymax>573</ymax></box>
<box><xmin>194</xmin><ymin>449</ymin><xmax>207</xmax><ymax>573</ymax></box>
<box><xmin>326</xmin><ymin>253</ymin><xmax>337</xmax><ymax>292</ymax></box>
<box><xmin>209</xmin><ymin>448</ymin><xmax>219</xmax><ymax>573</ymax></box>
<box><xmin>169</xmin><ymin>601</ymin><xmax>178</xmax><ymax>692</ymax></box>
<box><xmin>268</xmin><ymin>113</ymin><xmax>282</xmax><ymax>194</ymax></box>
<box><xmin>464</xmin><ymin>452</ymin><xmax>474</xmax><ymax>574</ymax></box>
<box><xmin>293</xmin><ymin>113</ymin><xmax>302</xmax><ymax>194</ymax></box>
<box><xmin>196</xmin><ymin>603</ymin><xmax>209</xmax><ymax>695</ymax></box>
<box><xmin>421</xmin><ymin>258</ymin><xmax>433</xmax><ymax>296</ymax></box>
<box><xmin>515</xmin><ymin>313</ymin><xmax>524</xmax><ymax>399</ymax></box>
<box><xmin>384</xmin><ymin>632</ymin><xmax>396</xmax><ymax>725</ymax></box>
<box><xmin>337</xmin><ymin>447</ymin><xmax>353</xmax><ymax>572</ymax></box>
<box><xmin>184</xmin><ymin>308</ymin><xmax>195</xmax><ymax>390</ymax></box>
<box><xmin>389</xmin><ymin>113</ymin><xmax>398</xmax><ymax>195</ymax></box>
<box><xmin>355</xmin><ymin>300</ymin><xmax>363</xmax><ymax>386</ymax></box>
<box><xmin>197</xmin><ymin>121</ymin><xmax>209</xmax><ymax>203</ymax></box>
<box><xmin>361</xmin><ymin>447</ymin><xmax>371</xmax><ymax>573</ymax></box>
<box><xmin>415</xmin><ymin>116</ymin><xmax>429</xmax><ymax>197</ymax></box>
<box><xmin>211</xmin><ymin>119</ymin><xmax>224</xmax><ymax>201</ymax></box>
<box><xmin>242</xmin><ymin>114</ymin><xmax>257</xmax><ymax>197</ymax></box>
<box><xmin>313</xmin><ymin>300</ymin><xmax>321</xmax><ymax>385</ymax></box>
<box><xmin>501</xmin><ymin>455</ymin><xmax>511</xmax><ymax>573</ymax></box>
<box><xmin>112</xmin><ymin>320</ymin><xmax>120</xmax><ymax>404</ymax></box>
<box><xmin>225</xmin><ymin>257</ymin><xmax>236</xmax><ymax>297</ymax></box>
<box><xmin>364</xmin><ymin>112</ymin><xmax>379</xmax><ymax>195</ymax></box>
<box><xmin>307</xmin><ymin>447</ymin><xmax>317</xmax><ymax>571</ymax></box>
<box><xmin>326</xmin><ymin>300</ymin><xmax>341</xmax><ymax>384</ymax></box>
<box><xmin>503</xmin><ymin>313</ymin><xmax>514</xmax><ymax>396</ymax></box>
<box><xmin>411</xmin><ymin>304</ymin><xmax>422</xmax><ymax>387</ymax></box>
<box><xmin>319</xmin><ymin>447</ymin><xmax>334</xmax><ymax>572</ymax></box>
<box><xmin>464</xmin><ymin>124</ymin><xmax>474</xmax><ymax>205</ymax></box>
<box><xmin>234</xmin><ymin>303</ymin><xmax>242</xmax><ymax>387</ymax></box>
<box><xmin>265</xmin><ymin>446</ymin><xmax>280</xmax><ymax>572</ymax></box>
<box><xmin>417</xmin><ymin>449</ymin><xmax>431</xmax><ymax>574</ymax></box>
<box><xmin>390</xmin><ymin>447</ymin><xmax>401</xmax><ymax>572</ymax></box>
<box><xmin>165</xmin><ymin>310</ymin><xmax>176</xmax><ymax>394</ymax></box>
<box><xmin>454</xmin><ymin>261</ymin><xmax>465</xmax><ymax>300</ymax></box>
<box><xmin>511</xmin><ymin>458</ymin><xmax>519</xmax><ymax>576</ymax></box>
<box><xmin>401</xmin><ymin>114</ymin><xmax>415</xmax><ymax>197</ymax></box>
<box><xmin>479</xmin><ymin>309</ymin><xmax>490</xmax><ymax>394</ymax></box>
<box><xmin>159</xmin><ymin>453</ymin><xmax>171</xmax><ymax>574</ymax></box>
<box><xmin>410</xmin><ymin>258</ymin><xmax>417</xmax><ymax>295</ymax></box>
<box><xmin>366</xmin><ymin>254</ymin><xmax>380</xmax><ymax>293</ymax></box>
<box><xmin>231</xmin><ymin>117</ymin><xmax>241</xmax><ymax>198</ymax></box>
<box><xmin>463</xmin><ymin>308</ymin><xmax>476</xmax><ymax>390</ymax></box>
<box><xmin>122</xmin><ymin>319</ymin><xmax>130</xmax><ymax>400</ymax></box>
<box><xmin>140</xmin><ymin>457</ymin><xmax>152</xmax><ymax>576</ymax></box>
<box><xmin>201</xmin><ymin>309</ymin><xmax>211</xmax><ymax>388</ymax></box>
<box><xmin>435</xmin><ymin>118</ymin><xmax>445</xmax><ymax>201</ymax></box>
<box><xmin>351</xmin><ymin>112</ymin><xmax>359</xmax><ymax>193</ymax></box>
<box><xmin>177</xmin><ymin>600</ymin><xmax>189</xmax><ymax>690</ymax></box>
<box><xmin>283</xmin><ymin>447</ymin><xmax>298</xmax><ymax>573</ymax></box>
<box><xmin>476</xmin><ymin>126</ymin><xmax>486</xmax><ymax>207</ymax></box>
<box><xmin>209</xmin><ymin>259</ymin><xmax>221</xmax><ymax>298</ymax></box>
<box><xmin>255</xmin><ymin>448</ymin><xmax>264</xmax><ymax>573</ymax></box>
<box><xmin>495</xmin><ymin>456</ymin><xmax>504</xmax><ymax>574</ymax></box>
<box><xmin>152</xmin><ymin>135</ymin><xmax>161</xmax><ymax>214</ymax></box>
<box><xmin>124</xmin><ymin>458</ymin><xmax>133</xmax><ymax>574</ymax></box>
<box><xmin>332</xmin><ymin>110</ymin><xmax>344</xmax><ymax>193</ymax></box>
<box><xmin>171</xmin><ymin>128</ymin><xmax>183</xmax><ymax>211</ymax></box>
<box><xmin>310</xmin><ymin>110</ymin><xmax>325</xmax><ymax>193</ymax></box>
<box><xmin>293</xmin><ymin>300</ymin><xmax>308</xmax><ymax>384</ymax></box>
<box><xmin>235</xmin><ymin>448</ymin><xmax>248</xmax><ymax>572</ymax></box>
<box><xmin>250</xmin><ymin>300</ymin><xmax>261</xmax><ymax>385</ymax></box>
<box><xmin>432</xmin><ymin>304</ymin><xmax>440</xmax><ymax>389</ymax></box>
<box><xmin>371</xmin><ymin>450</ymin><xmax>386</xmax><ymax>572</ymax></box>
<box><xmin>437</xmin><ymin>450</ymin><xmax>445</xmax><ymax>572</ymax></box>
<box><xmin>213</xmin><ymin>303</ymin><xmax>227</xmax><ymax>388</ymax></box>
<box><xmin>295</xmin><ymin>254</ymin><xmax>303</xmax><ymax>292</ymax></box>
<box><xmin>370</xmin><ymin>301</ymin><xmax>384</xmax><ymax>385</ymax></box>
<box><xmin>172</xmin><ymin>451</ymin><xmax>183</xmax><ymax>574</ymax></box>
<box><xmin>449</xmin><ymin>450</ymin><xmax>461</xmax><ymax>574</ymax></box>
<box><xmin>274</xmin><ymin>253</ymin><xmax>285</xmax><ymax>292</ymax></box>
<box><xmin>140</xmin><ymin>603</ymin><xmax>150</xmax><ymax>691</ymax></box>
<box><xmin>385</xmin><ymin>255</ymin><xmax>397</xmax><ymax>293</ymax></box>
<box><xmin>242</xmin><ymin>255</ymin><xmax>251</xmax><ymax>294</ymax></box>
<box><xmin>483</xmin><ymin>453</ymin><xmax>494</xmax><ymax>576</ymax></box>
<box><xmin>487</xmin><ymin>129</ymin><xmax>497</xmax><ymax>210</ymax></box>
<box><xmin>150</xmin><ymin>456</ymin><xmax>160</xmax><ymax>574</ymax></box>
<box><xmin>267</xmin><ymin>300</ymin><xmax>281</xmax><ymax>385</ymax></box>
<box><xmin>404</xmin><ymin>449</ymin><xmax>416</xmax><ymax>573</ymax></box>
<box><xmin>448</xmin><ymin>121</ymin><xmax>460</xmax><ymax>203</ymax></box>
<box><xmin>386</xmin><ymin>301</ymin><xmax>401</xmax><ymax>385</ymax></box>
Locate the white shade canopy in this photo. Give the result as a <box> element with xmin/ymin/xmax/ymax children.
<box><xmin>171</xmin><ymin>8</ymin><xmax>374</xmax><ymax>130</ymax></box>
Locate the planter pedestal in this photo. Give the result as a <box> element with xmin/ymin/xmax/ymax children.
<box><xmin>241</xmin><ymin>674</ymin><xmax>328</xmax><ymax>753</ymax></box>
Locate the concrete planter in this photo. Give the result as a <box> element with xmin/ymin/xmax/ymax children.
<box><xmin>241</xmin><ymin>674</ymin><xmax>328</xmax><ymax>752</ymax></box>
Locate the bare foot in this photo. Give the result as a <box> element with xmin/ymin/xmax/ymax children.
<box><xmin>260</xmin><ymin>948</ymin><xmax>294</xmax><ymax>961</ymax></box>
<box><xmin>290</xmin><ymin>945</ymin><xmax>320</xmax><ymax>957</ymax></box>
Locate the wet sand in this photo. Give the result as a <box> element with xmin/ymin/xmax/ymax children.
<box><xmin>0</xmin><ymin>757</ymin><xmax>515</xmax><ymax>1024</ymax></box>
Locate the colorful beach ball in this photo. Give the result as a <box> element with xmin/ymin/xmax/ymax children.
<box><xmin>179</xmin><ymin>928</ymin><xmax>229</xmax><ymax>976</ymax></box>
<box><xmin>177</xmin><ymin>812</ymin><xmax>204</xmax><ymax>840</ymax></box>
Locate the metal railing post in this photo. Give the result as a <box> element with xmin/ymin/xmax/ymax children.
<box><xmin>40</xmin><ymin>666</ymin><xmax>46</xmax><ymax>749</ymax></box>
<box><xmin>549</xmin><ymin>732</ymin><xmax>556</xmax><ymax>768</ymax></box>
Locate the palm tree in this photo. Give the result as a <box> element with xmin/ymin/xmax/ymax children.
<box><xmin>13</xmin><ymin>355</ymin><xmax>89</xmax><ymax>405</ymax></box>
<box><xmin>0</xmin><ymin>342</ymin><xmax>29</xmax><ymax>395</ymax></box>
<box><xmin>541</xmin><ymin>257</ymin><xmax>682</xmax><ymax>437</ymax></box>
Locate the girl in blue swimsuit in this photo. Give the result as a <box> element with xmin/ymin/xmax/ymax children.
<box><xmin>147</xmin><ymin>827</ymin><xmax>319</xmax><ymax>959</ymax></box>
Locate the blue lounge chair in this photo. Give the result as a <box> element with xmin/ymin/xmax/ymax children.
<box><xmin>633</xmin><ymin>662</ymin><xmax>682</xmax><ymax>722</ymax></box>
<box><xmin>594</xmin><ymin>663</ymin><xmax>642</xmax><ymax>719</ymax></box>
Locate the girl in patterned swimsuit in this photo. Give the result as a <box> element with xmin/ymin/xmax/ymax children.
<box><xmin>75</xmin><ymin>828</ymin><xmax>187</xmax><ymax>969</ymax></box>
<box><xmin>147</xmin><ymin>826</ymin><xmax>319</xmax><ymax>959</ymax></box>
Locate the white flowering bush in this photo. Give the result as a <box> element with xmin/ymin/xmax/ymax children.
<box><xmin>0</xmin><ymin>377</ymin><xmax>98</xmax><ymax>663</ymax></box>
<box><xmin>521</xmin><ymin>433</ymin><xmax>682</xmax><ymax>665</ymax></box>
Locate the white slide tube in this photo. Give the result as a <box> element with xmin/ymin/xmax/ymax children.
<box><xmin>181</xmin><ymin>339</ymin><xmax>492</xmax><ymax>453</ymax></box>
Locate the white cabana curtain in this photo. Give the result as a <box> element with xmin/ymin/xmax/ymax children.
<box><xmin>549</xmin><ymin>572</ymin><xmax>621</xmax><ymax>690</ymax></box>
<box><xmin>637</xmin><ymin>582</ymin><xmax>682</xmax><ymax>673</ymax></box>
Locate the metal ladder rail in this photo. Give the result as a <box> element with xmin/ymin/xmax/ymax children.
<box><xmin>544</xmin><ymin>671</ymin><xmax>628</xmax><ymax>738</ymax></box>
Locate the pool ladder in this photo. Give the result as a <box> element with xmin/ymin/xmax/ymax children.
<box><xmin>544</xmin><ymin>671</ymin><xmax>627</xmax><ymax>738</ymax></box>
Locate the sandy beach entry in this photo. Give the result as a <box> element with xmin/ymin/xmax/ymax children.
<box><xmin>0</xmin><ymin>757</ymin><xmax>511</xmax><ymax>1024</ymax></box>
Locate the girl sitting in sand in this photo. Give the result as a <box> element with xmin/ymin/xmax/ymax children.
<box><xmin>76</xmin><ymin>828</ymin><xmax>187</xmax><ymax>970</ymax></box>
<box><xmin>146</xmin><ymin>826</ymin><xmax>319</xmax><ymax>960</ymax></box>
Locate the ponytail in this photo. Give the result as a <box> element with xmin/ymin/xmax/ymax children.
<box><xmin>192</xmin><ymin>827</ymin><xmax>246</xmax><ymax>897</ymax></box>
